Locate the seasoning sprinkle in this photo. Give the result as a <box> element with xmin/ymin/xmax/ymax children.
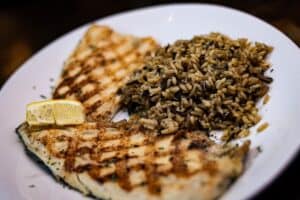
<box><xmin>40</xmin><ymin>94</ymin><xmax>47</xmax><ymax>99</ymax></box>
<box><xmin>256</xmin><ymin>146</ymin><xmax>262</xmax><ymax>153</ymax></box>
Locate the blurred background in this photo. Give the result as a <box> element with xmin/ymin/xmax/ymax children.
<box><xmin>0</xmin><ymin>0</ymin><xmax>299</xmax><ymax>199</ymax></box>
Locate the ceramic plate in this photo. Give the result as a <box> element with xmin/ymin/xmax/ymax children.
<box><xmin>0</xmin><ymin>4</ymin><xmax>300</xmax><ymax>200</ymax></box>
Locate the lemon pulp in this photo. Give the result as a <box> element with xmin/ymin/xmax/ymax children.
<box><xmin>26</xmin><ymin>100</ymin><xmax>85</xmax><ymax>126</ymax></box>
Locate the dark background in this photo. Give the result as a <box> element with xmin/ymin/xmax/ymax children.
<box><xmin>0</xmin><ymin>0</ymin><xmax>299</xmax><ymax>199</ymax></box>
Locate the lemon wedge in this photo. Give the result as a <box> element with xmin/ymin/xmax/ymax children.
<box><xmin>26</xmin><ymin>100</ymin><xmax>85</xmax><ymax>126</ymax></box>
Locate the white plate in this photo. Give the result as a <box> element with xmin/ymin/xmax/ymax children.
<box><xmin>0</xmin><ymin>3</ymin><xmax>300</xmax><ymax>200</ymax></box>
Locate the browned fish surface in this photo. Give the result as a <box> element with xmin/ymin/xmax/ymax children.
<box><xmin>53</xmin><ymin>25</ymin><xmax>159</xmax><ymax>121</ymax></box>
<box><xmin>17</xmin><ymin>122</ymin><xmax>249</xmax><ymax>200</ymax></box>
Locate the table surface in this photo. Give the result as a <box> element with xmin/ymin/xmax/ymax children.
<box><xmin>0</xmin><ymin>1</ymin><xmax>299</xmax><ymax>199</ymax></box>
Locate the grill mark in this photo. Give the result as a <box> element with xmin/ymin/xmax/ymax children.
<box><xmin>76</xmin><ymin>63</ymin><xmax>101</xmax><ymax>78</ymax></box>
<box><xmin>56</xmin><ymin>40</ymin><xmax>153</xmax><ymax>93</ymax></box>
<box><xmin>76</xmin><ymin>146</ymin><xmax>93</xmax><ymax>155</ymax></box>
<box><xmin>114</xmin><ymin>131</ymin><xmax>132</xmax><ymax>190</ymax></box>
<box><xmin>53</xmin><ymin>65</ymin><xmax>97</xmax><ymax>98</ymax></box>
<box><xmin>53</xmin><ymin>76</ymin><xmax>79</xmax><ymax>98</ymax></box>
<box><xmin>77</xmin><ymin>87</ymin><xmax>99</xmax><ymax>102</ymax></box>
<box><xmin>54</xmin><ymin>52</ymin><xmax>104</xmax><ymax>93</ymax></box>
<box><xmin>90</xmin><ymin>63</ymin><xmax>146</xmax><ymax>120</ymax></box>
<box><xmin>98</xmin><ymin>142</ymin><xmax>149</xmax><ymax>154</ymax></box>
<box><xmin>60</xmin><ymin>68</ymin><xmax>100</xmax><ymax>99</ymax></box>
<box><xmin>145</xmin><ymin>164</ymin><xmax>161</xmax><ymax>194</ymax></box>
<box><xmin>53</xmin><ymin>36</ymin><xmax>157</xmax><ymax>120</ymax></box>
<box><xmin>99</xmin><ymin>132</ymin><xmax>125</xmax><ymax>141</ymax></box>
<box><xmin>70</xmin><ymin>78</ymin><xmax>98</xmax><ymax>100</ymax></box>
<box><xmin>88</xmin><ymin>165</ymin><xmax>102</xmax><ymax>182</ymax></box>
<box><xmin>72</xmin><ymin>135</ymin><xmax>174</xmax><ymax>168</ymax></box>
<box><xmin>82</xmin><ymin>39</ymin><xmax>127</xmax><ymax>84</ymax></box>
<box><xmin>39</xmin><ymin>124</ymin><xmax>238</xmax><ymax>194</ymax></box>
<box><xmin>48</xmin><ymin>127</ymin><xmax>167</xmax><ymax>159</ymax></box>
<box><xmin>80</xmin><ymin>156</ymin><xmax>210</xmax><ymax>186</ymax></box>
<box><xmin>170</xmin><ymin>133</ymin><xmax>188</xmax><ymax>177</ymax></box>
<box><xmin>64</xmin><ymin>138</ymin><xmax>78</xmax><ymax>171</ymax></box>
<box><xmin>85</xmin><ymin>100</ymin><xmax>103</xmax><ymax>116</ymax></box>
<box><xmin>201</xmin><ymin>160</ymin><xmax>218</xmax><ymax>177</ymax></box>
<box><xmin>61</xmin><ymin>63</ymin><xmax>82</xmax><ymax>78</ymax></box>
<box><xmin>90</xmin><ymin>141</ymin><xmax>103</xmax><ymax>161</ymax></box>
<box><xmin>76</xmin><ymin>153</ymin><xmax>200</xmax><ymax>181</ymax></box>
<box><xmin>96</xmin><ymin>136</ymin><xmax>173</xmax><ymax>158</ymax></box>
<box><xmin>108</xmin><ymin>45</ymin><xmax>136</xmax><ymax>74</ymax></box>
<box><xmin>93</xmin><ymin>46</ymin><xmax>143</xmax><ymax>89</ymax></box>
<box><xmin>143</xmin><ymin>135</ymin><xmax>161</xmax><ymax>194</ymax></box>
<box><xmin>67</xmin><ymin>79</ymin><xmax>90</xmax><ymax>99</ymax></box>
<box><xmin>78</xmin><ymin>134</ymin><xmax>163</xmax><ymax>193</ymax></box>
<box><xmin>48</xmin><ymin>128</ymin><xmax>163</xmax><ymax>157</ymax></box>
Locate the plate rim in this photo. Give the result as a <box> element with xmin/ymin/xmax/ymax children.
<box><xmin>0</xmin><ymin>3</ymin><xmax>299</xmax><ymax>200</ymax></box>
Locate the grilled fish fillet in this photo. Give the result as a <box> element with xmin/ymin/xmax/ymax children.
<box><xmin>53</xmin><ymin>25</ymin><xmax>159</xmax><ymax>121</ymax></box>
<box><xmin>17</xmin><ymin>122</ymin><xmax>249</xmax><ymax>200</ymax></box>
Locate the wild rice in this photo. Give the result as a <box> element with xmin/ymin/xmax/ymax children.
<box><xmin>257</xmin><ymin>122</ymin><xmax>269</xmax><ymax>133</ymax></box>
<box><xmin>119</xmin><ymin>33</ymin><xmax>273</xmax><ymax>140</ymax></box>
<box><xmin>263</xmin><ymin>94</ymin><xmax>270</xmax><ymax>105</ymax></box>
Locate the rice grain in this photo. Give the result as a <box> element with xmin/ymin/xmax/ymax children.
<box><xmin>120</xmin><ymin>33</ymin><xmax>273</xmax><ymax>139</ymax></box>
